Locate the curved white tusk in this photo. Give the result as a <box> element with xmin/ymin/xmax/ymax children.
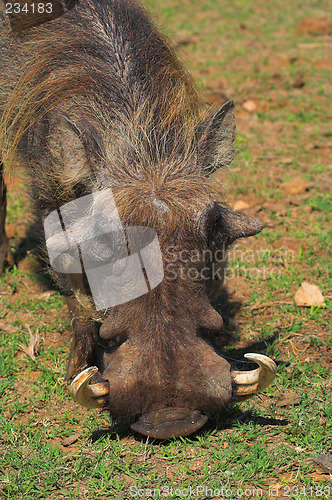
<box><xmin>231</xmin><ymin>353</ymin><xmax>277</xmax><ymax>399</ymax></box>
<box><xmin>69</xmin><ymin>366</ymin><xmax>110</xmax><ymax>409</ymax></box>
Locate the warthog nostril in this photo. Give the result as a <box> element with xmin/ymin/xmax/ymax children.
<box><xmin>130</xmin><ymin>408</ymin><xmax>208</xmax><ymax>439</ymax></box>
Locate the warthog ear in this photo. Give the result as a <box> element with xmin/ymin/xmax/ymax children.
<box><xmin>48</xmin><ymin>113</ymin><xmax>102</xmax><ymax>186</ymax></box>
<box><xmin>5</xmin><ymin>0</ymin><xmax>78</xmax><ymax>32</ymax></box>
<box><xmin>197</xmin><ymin>100</ymin><xmax>236</xmax><ymax>176</ymax></box>
<box><xmin>205</xmin><ymin>202</ymin><xmax>263</xmax><ymax>300</ymax></box>
<box><xmin>216</xmin><ymin>203</ymin><xmax>263</xmax><ymax>245</ymax></box>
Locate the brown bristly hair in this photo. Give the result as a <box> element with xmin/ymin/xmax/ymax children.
<box><xmin>0</xmin><ymin>0</ymin><xmax>204</xmax><ymax>177</ymax></box>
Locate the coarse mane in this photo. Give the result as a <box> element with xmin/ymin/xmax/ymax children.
<box><xmin>0</xmin><ymin>0</ymin><xmax>203</xmax><ymax>178</ymax></box>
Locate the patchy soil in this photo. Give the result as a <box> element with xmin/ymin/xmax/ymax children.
<box><xmin>1</xmin><ymin>1</ymin><xmax>331</xmax><ymax>498</ymax></box>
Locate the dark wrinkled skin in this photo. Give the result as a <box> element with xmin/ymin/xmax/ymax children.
<box><xmin>0</xmin><ymin>0</ymin><xmax>262</xmax><ymax>438</ymax></box>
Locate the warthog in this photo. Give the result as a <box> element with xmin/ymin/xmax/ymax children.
<box><xmin>0</xmin><ymin>0</ymin><xmax>276</xmax><ymax>438</ymax></box>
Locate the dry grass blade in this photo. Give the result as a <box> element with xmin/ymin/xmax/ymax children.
<box><xmin>18</xmin><ymin>325</ymin><xmax>41</xmax><ymax>362</ymax></box>
<box><xmin>0</xmin><ymin>322</ymin><xmax>19</xmax><ymax>334</ymax></box>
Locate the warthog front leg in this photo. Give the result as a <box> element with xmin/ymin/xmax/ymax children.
<box><xmin>64</xmin><ymin>295</ymin><xmax>99</xmax><ymax>382</ymax></box>
<box><xmin>0</xmin><ymin>162</ymin><xmax>13</xmax><ymax>275</ymax></box>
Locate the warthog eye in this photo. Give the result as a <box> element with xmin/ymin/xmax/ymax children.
<box><xmin>101</xmin><ymin>333</ymin><xmax>128</xmax><ymax>350</ymax></box>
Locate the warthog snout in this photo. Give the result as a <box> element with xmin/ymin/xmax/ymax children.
<box><xmin>70</xmin><ymin>299</ymin><xmax>277</xmax><ymax>438</ymax></box>
<box><xmin>131</xmin><ymin>409</ymin><xmax>209</xmax><ymax>439</ymax></box>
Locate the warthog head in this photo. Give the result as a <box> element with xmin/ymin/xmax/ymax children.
<box><xmin>50</xmin><ymin>101</ymin><xmax>277</xmax><ymax>439</ymax></box>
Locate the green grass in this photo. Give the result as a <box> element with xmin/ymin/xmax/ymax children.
<box><xmin>1</xmin><ymin>0</ymin><xmax>331</xmax><ymax>498</ymax></box>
